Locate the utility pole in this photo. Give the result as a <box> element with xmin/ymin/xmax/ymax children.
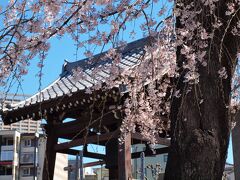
<box><xmin>140</xmin><ymin>152</ymin><xmax>145</xmax><ymax>180</ymax></box>
<box><xmin>75</xmin><ymin>153</ymin><xmax>79</xmax><ymax>180</ymax></box>
<box><xmin>79</xmin><ymin>151</ymin><xmax>83</xmax><ymax>180</ymax></box>
<box><xmin>75</xmin><ymin>151</ymin><xmax>83</xmax><ymax>180</ymax></box>
<box><xmin>64</xmin><ymin>151</ymin><xmax>84</xmax><ymax>180</ymax></box>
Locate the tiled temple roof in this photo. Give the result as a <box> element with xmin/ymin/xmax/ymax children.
<box><xmin>1</xmin><ymin>36</ymin><xmax>154</xmax><ymax>124</ymax></box>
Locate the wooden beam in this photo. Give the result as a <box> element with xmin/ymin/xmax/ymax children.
<box><xmin>83</xmin><ymin>145</ymin><xmax>106</xmax><ymax>159</ymax></box>
<box><xmin>54</xmin><ymin>112</ymin><xmax>119</xmax><ymax>137</ymax></box>
<box><xmin>84</xmin><ymin>161</ymin><xmax>105</xmax><ymax>168</ymax></box>
<box><xmin>131</xmin><ymin>132</ymin><xmax>170</xmax><ymax>146</ymax></box>
<box><xmin>57</xmin><ymin>148</ymin><xmax>79</xmax><ymax>155</ymax></box>
<box><xmin>118</xmin><ymin>133</ymin><xmax>132</xmax><ymax>180</ymax></box>
<box><xmin>83</xmin><ymin>150</ymin><xmax>106</xmax><ymax>160</ymax></box>
<box><xmin>57</xmin><ymin>148</ymin><xmax>106</xmax><ymax>159</ymax></box>
<box><xmin>55</xmin><ymin>130</ymin><xmax>119</xmax><ymax>151</ymax></box>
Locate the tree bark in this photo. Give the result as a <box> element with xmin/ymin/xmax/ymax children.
<box><xmin>165</xmin><ymin>1</ymin><xmax>240</xmax><ymax>179</ymax></box>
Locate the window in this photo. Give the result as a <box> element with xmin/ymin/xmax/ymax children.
<box><xmin>163</xmin><ymin>155</ymin><xmax>168</xmax><ymax>162</ymax></box>
<box><xmin>22</xmin><ymin>167</ymin><xmax>34</xmax><ymax>177</ymax></box>
<box><xmin>0</xmin><ymin>151</ymin><xmax>13</xmax><ymax>161</ymax></box>
<box><xmin>0</xmin><ymin>166</ymin><xmax>12</xmax><ymax>175</ymax></box>
<box><xmin>24</xmin><ymin>139</ymin><xmax>31</xmax><ymax>147</ymax></box>
<box><xmin>22</xmin><ymin>168</ymin><xmax>30</xmax><ymax>176</ymax></box>
<box><xmin>20</xmin><ymin>153</ymin><xmax>34</xmax><ymax>163</ymax></box>
<box><xmin>6</xmin><ymin>139</ymin><xmax>13</xmax><ymax>146</ymax></box>
<box><xmin>2</xmin><ymin>138</ymin><xmax>14</xmax><ymax>146</ymax></box>
<box><xmin>6</xmin><ymin>167</ymin><xmax>12</xmax><ymax>175</ymax></box>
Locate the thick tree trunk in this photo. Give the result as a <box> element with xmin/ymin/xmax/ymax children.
<box><xmin>165</xmin><ymin>1</ymin><xmax>239</xmax><ymax>179</ymax></box>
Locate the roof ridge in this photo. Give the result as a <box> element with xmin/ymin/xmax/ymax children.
<box><xmin>60</xmin><ymin>35</ymin><xmax>153</xmax><ymax>77</ymax></box>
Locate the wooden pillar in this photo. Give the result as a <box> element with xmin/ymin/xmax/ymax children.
<box><xmin>232</xmin><ymin>111</ymin><xmax>240</xmax><ymax>180</ymax></box>
<box><xmin>105</xmin><ymin>138</ymin><xmax>118</xmax><ymax>180</ymax></box>
<box><xmin>118</xmin><ymin>133</ymin><xmax>132</xmax><ymax>180</ymax></box>
<box><xmin>105</xmin><ymin>132</ymin><xmax>132</xmax><ymax>180</ymax></box>
<box><xmin>43</xmin><ymin>119</ymin><xmax>58</xmax><ymax>180</ymax></box>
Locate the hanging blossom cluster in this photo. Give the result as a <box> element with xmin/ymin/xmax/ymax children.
<box><xmin>175</xmin><ymin>1</ymin><xmax>213</xmax><ymax>84</ymax></box>
<box><xmin>119</xmin><ymin>24</ymin><xmax>176</xmax><ymax>143</ymax></box>
<box><xmin>73</xmin><ymin>19</ymin><xmax>176</xmax><ymax>143</ymax></box>
<box><xmin>175</xmin><ymin>0</ymin><xmax>240</xmax><ymax>131</ymax></box>
<box><xmin>173</xmin><ymin>0</ymin><xmax>240</xmax><ymax>126</ymax></box>
<box><xmin>175</xmin><ymin>0</ymin><xmax>240</xmax><ymax>85</ymax></box>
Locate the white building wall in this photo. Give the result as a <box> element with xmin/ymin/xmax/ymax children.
<box><xmin>37</xmin><ymin>137</ymin><xmax>68</xmax><ymax>180</ymax></box>
<box><xmin>37</xmin><ymin>136</ymin><xmax>46</xmax><ymax>180</ymax></box>
<box><xmin>53</xmin><ymin>153</ymin><xmax>68</xmax><ymax>180</ymax></box>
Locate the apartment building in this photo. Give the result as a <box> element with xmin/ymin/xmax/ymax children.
<box><xmin>0</xmin><ymin>130</ymin><xmax>20</xmax><ymax>180</ymax></box>
<box><xmin>0</xmin><ymin>93</ymin><xmax>67</xmax><ymax>179</ymax></box>
<box><xmin>0</xmin><ymin>120</ymin><xmax>42</xmax><ymax>134</ymax></box>
<box><xmin>19</xmin><ymin>133</ymin><xmax>38</xmax><ymax>179</ymax></box>
<box><xmin>0</xmin><ymin>130</ymin><xmax>68</xmax><ymax>180</ymax></box>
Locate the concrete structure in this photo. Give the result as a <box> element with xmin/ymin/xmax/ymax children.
<box><xmin>19</xmin><ymin>133</ymin><xmax>38</xmax><ymax>179</ymax></box>
<box><xmin>53</xmin><ymin>153</ymin><xmax>68</xmax><ymax>180</ymax></box>
<box><xmin>0</xmin><ymin>130</ymin><xmax>68</xmax><ymax>180</ymax></box>
<box><xmin>0</xmin><ymin>130</ymin><xmax>20</xmax><ymax>180</ymax></box>
<box><xmin>92</xmin><ymin>167</ymin><xmax>108</xmax><ymax>180</ymax></box>
<box><xmin>0</xmin><ymin>120</ymin><xmax>42</xmax><ymax>134</ymax></box>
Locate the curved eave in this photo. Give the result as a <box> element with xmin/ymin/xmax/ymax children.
<box><xmin>1</xmin><ymin>90</ymin><xmax>84</xmax><ymax>124</ymax></box>
<box><xmin>2</xmin><ymin>87</ymin><xmax>123</xmax><ymax>124</ymax></box>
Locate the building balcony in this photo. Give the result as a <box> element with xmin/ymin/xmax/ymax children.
<box><xmin>1</xmin><ymin>145</ymin><xmax>13</xmax><ymax>151</ymax></box>
<box><xmin>0</xmin><ymin>151</ymin><xmax>13</xmax><ymax>162</ymax></box>
<box><xmin>20</xmin><ymin>146</ymin><xmax>37</xmax><ymax>153</ymax></box>
<box><xmin>20</xmin><ymin>153</ymin><xmax>36</xmax><ymax>165</ymax></box>
<box><xmin>20</xmin><ymin>167</ymin><xmax>37</xmax><ymax>180</ymax></box>
<box><xmin>0</xmin><ymin>175</ymin><xmax>13</xmax><ymax>180</ymax></box>
<box><xmin>0</xmin><ymin>164</ymin><xmax>13</xmax><ymax>179</ymax></box>
<box><xmin>20</xmin><ymin>177</ymin><xmax>37</xmax><ymax>180</ymax></box>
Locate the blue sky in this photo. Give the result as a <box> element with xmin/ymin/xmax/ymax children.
<box><xmin>0</xmin><ymin>1</ymin><xmax>234</xmax><ymax>165</ymax></box>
